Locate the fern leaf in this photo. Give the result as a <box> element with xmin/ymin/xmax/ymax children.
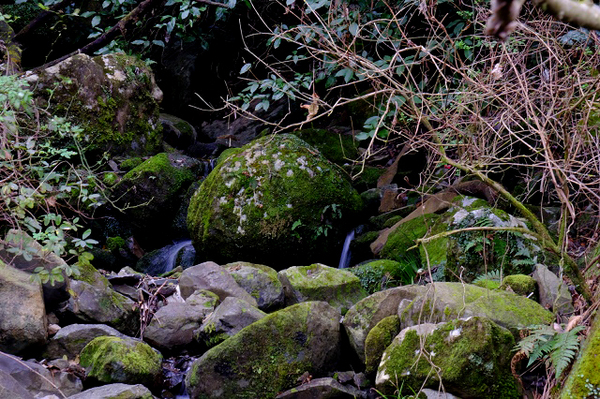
<box><xmin>549</xmin><ymin>327</ymin><xmax>584</xmax><ymax>378</ymax></box>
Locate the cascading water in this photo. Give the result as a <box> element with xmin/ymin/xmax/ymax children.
<box><xmin>338</xmin><ymin>229</ymin><xmax>356</xmax><ymax>269</ymax></box>
<box><xmin>163</xmin><ymin>239</ymin><xmax>194</xmax><ymax>274</ymax></box>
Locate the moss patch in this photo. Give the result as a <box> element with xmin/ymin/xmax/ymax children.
<box><xmin>364</xmin><ymin>315</ymin><xmax>400</xmax><ymax>375</ymax></box>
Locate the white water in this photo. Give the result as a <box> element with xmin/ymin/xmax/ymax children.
<box><xmin>338</xmin><ymin>229</ymin><xmax>356</xmax><ymax>269</ymax></box>
<box><xmin>163</xmin><ymin>239</ymin><xmax>193</xmax><ymax>274</ymax></box>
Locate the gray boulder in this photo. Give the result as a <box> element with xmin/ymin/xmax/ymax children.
<box><xmin>0</xmin><ymin>261</ymin><xmax>47</xmax><ymax>355</ymax></box>
<box><xmin>195</xmin><ymin>297</ymin><xmax>266</xmax><ymax>348</ymax></box>
<box><xmin>186</xmin><ymin>301</ymin><xmax>341</xmax><ymax>398</ymax></box>
<box><xmin>58</xmin><ymin>280</ymin><xmax>139</xmax><ymax>336</ymax></box>
<box><xmin>43</xmin><ymin>324</ymin><xmax>127</xmax><ymax>360</ymax></box>
<box><xmin>179</xmin><ymin>261</ymin><xmax>257</xmax><ymax>306</ymax></box>
<box><xmin>342</xmin><ymin>285</ymin><xmax>426</xmax><ymax>364</ymax></box>
<box><xmin>532</xmin><ymin>264</ymin><xmax>574</xmax><ymax>315</ymax></box>
<box><xmin>278</xmin><ymin>263</ymin><xmax>366</xmax><ymax>314</ymax></box>
<box><xmin>225</xmin><ymin>261</ymin><xmax>284</xmax><ymax>311</ymax></box>
<box><xmin>0</xmin><ymin>369</ymin><xmax>34</xmax><ymax>399</ymax></box>
<box><xmin>0</xmin><ymin>351</ymin><xmax>83</xmax><ymax>397</ymax></box>
<box><xmin>67</xmin><ymin>383</ymin><xmax>154</xmax><ymax>399</ymax></box>
<box><xmin>143</xmin><ymin>290</ymin><xmax>219</xmax><ymax>353</ymax></box>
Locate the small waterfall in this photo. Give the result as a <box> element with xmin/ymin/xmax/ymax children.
<box><xmin>164</xmin><ymin>239</ymin><xmax>194</xmax><ymax>274</ymax></box>
<box><xmin>202</xmin><ymin>158</ymin><xmax>217</xmax><ymax>178</ymax></box>
<box><xmin>338</xmin><ymin>229</ymin><xmax>356</xmax><ymax>269</ymax></box>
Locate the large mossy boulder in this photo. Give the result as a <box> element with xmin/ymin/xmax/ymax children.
<box><xmin>111</xmin><ymin>152</ymin><xmax>202</xmax><ymax>245</ymax></box>
<box><xmin>278</xmin><ymin>263</ymin><xmax>366</xmax><ymax>314</ymax></box>
<box><xmin>342</xmin><ymin>285</ymin><xmax>426</xmax><ymax>364</ymax></box>
<box><xmin>24</xmin><ymin>53</ymin><xmax>163</xmax><ymax>159</ymax></box>
<box><xmin>376</xmin><ymin>317</ymin><xmax>519</xmax><ymax>398</ymax></box>
<box><xmin>0</xmin><ymin>260</ymin><xmax>47</xmax><ymax>355</ymax></box>
<box><xmin>399</xmin><ymin>282</ymin><xmax>554</xmax><ymax>336</ymax></box>
<box><xmin>187</xmin><ymin>134</ymin><xmax>364</xmax><ymax>268</ymax></box>
<box><xmin>79</xmin><ymin>336</ymin><xmax>162</xmax><ymax>387</ymax></box>
<box><xmin>43</xmin><ymin>324</ymin><xmax>127</xmax><ymax>360</ymax></box>
<box><xmin>349</xmin><ymin>259</ymin><xmax>418</xmax><ymax>295</ymax></box>
<box><xmin>225</xmin><ymin>261</ymin><xmax>285</xmax><ymax>311</ymax></box>
<box><xmin>186</xmin><ymin>301</ymin><xmax>341</xmax><ymax>398</ymax></box>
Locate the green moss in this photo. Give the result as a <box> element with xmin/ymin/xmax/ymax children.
<box><xmin>120</xmin><ymin>157</ymin><xmax>144</xmax><ymax>171</ymax></box>
<box><xmin>474</xmin><ymin>279</ymin><xmax>501</xmax><ymax>290</ymax></box>
<box><xmin>500</xmin><ymin>274</ymin><xmax>536</xmax><ymax>296</ymax></box>
<box><xmin>75</xmin><ymin>260</ymin><xmax>109</xmax><ymax>287</ymax></box>
<box><xmin>293</xmin><ymin>128</ymin><xmax>358</xmax><ymax>165</ymax></box>
<box><xmin>106</xmin><ymin>236</ymin><xmax>126</xmax><ymax>252</ymax></box>
<box><xmin>79</xmin><ymin>336</ymin><xmax>162</xmax><ymax>386</ymax></box>
<box><xmin>365</xmin><ymin>315</ymin><xmax>400</xmax><ymax>375</ymax></box>
<box><xmin>380</xmin><ymin>214</ymin><xmax>440</xmax><ymax>262</ymax></box>
<box><xmin>349</xmin><ymin>259</ymin><xmax>414</xmax><ymax>294</ymax></box>
<box><xmin>217</xmin><ymin>148</ymin><xmax>243</xmax><ymax>166</ymax></box>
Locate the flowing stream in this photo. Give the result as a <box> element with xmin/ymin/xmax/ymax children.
<box><xmin>338</xmin><ymin>229</ymin><xmax>356</xmax><ymax>269</ymax></box>
<box><xmin>163</xmin><ymin>239</ymin><xmax>194</xmax><ymax>274</ymax></box>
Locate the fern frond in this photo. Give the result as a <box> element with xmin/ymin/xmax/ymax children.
<box><xmin>549</xmin><ymin>326</ymin><xmax>584</xmax><ymax>378</ymax></box>
<box><xmin>473</xmin><ymin>269</ymin><xmax>502</xmax><ymax>283</ymax></box>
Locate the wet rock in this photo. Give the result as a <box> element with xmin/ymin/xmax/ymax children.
<box><xmin>179</xmin><ymin>261</ymin><xmax>257</xmax><ymax>306</ymax></box>
<box><xmin>278</xmin><ymin>263</ymin><xmax>366</xmax><ymax>314</ymax></box>
<box><xmin>0</xmin><ymin>259</ymin><xmax>47</xmax><ymax>355</ymax></box>
<box><xmin>186</xmin><ymin>301</ymin><xmax>341</xmax><ymax>398</ymax></box>
<box><xmin>364</xmin><ymin>315</ymin><xmax>400</xmax><ymax>376</ymax></box>
<box><xmin>225</xmin><ymin>261</ymin><xmax>285</xmax><ymax>311</ymax></box>
<box><xmin>195</xmin><ymin>297</ymin><xmax>266</xmax><ymax>349</ymax></box>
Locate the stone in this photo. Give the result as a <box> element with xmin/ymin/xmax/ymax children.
<box><xmin>179</xmin><ymin>261</ymin><xmax>257</xmax><ymax>306</ymax></box>
<box><xmin>187</xmin><ymin>134</ymin><xmax>363</xmax><ymax>268</ymax></box>
<box><xmin>43</xmin><ymin>324</ymin><xmax>127</xmax><ymax>360</ymax></box>
<box><xmin>275</xmin><ymin>377</ymin><xmax>365</xmax><ymax>399</ymax></box>
<box><xmin>0</xmin><ymin>369</ymin><xmax>34</xmax><ymax>399</ymax></box>
<box><xmin>186</xmin><ymin>301</ymin><xmax>341</xmax><ymax>398</ymax></box>
<box><xmin>110</xmin><ymin>153</ymin><xmax>203</xmax><ymax>246</ymax></box>
<box><xmin>532</xmin><ymin>264</ymin><xmax>574</xmax><ymax>315</ymax></box>
<box><xmin>143</xmin><ymin>292</ymin><xmax>218</xmax><ymax>353</ymax></box>
<box><xmin>67</xmin><ymin>383</ymin><xmax>154</xmax><ymax>399</ymax></box>
<box><xmin>0</xmin><ymin>229</ymin><xmax>70</xmax><ymax>311</ymax></box>
<box><xmin>79</xmin><ymin>336</ymin><xmax>162</xmax><ymax>388</ymax></box>
<box><xmin>57</xmin><ymin>280</ymin><xmax>139</xmax><ymax>336</ymax></box>
<box><xmin>0</xmin><ymin>351</ymin><xmax>83</xmax><ymax>397</ymax></box>
<box><xmin>160</xmin><ymin>113</ymin><xmax>198</xmax><ymax>150</ymax></box>
<box><xmin>24</xmin><ymin>53</ymin><xmax>163</xmax><ymax>160</ymax></box>
<box><xmin>278</xmin><ymin>263</ymin><xmax>367</xmax><ymax>314</ymax></box>
<box><xmin>342</xmin><ymin>285</ymin><xmax>426</xmax><ymax>364</ymax></box>
<box><xmin>349</xmin><ymin>259</ymin><xmax>416</xmax><ymax>295</ymax></box>
<box><xmin>195</xmin><ymin>296</ymin><xmax>266</xmax><ymax>348</ymax></box>
<box><xmin>225</xmin><ymin>261</ymin><xmax>285</xmax><ymax>311</ymax></box>
<box><xmin>0</xmin><ymin>260</ymin><xmax>47</xmax><ymax>355</ymax></box>
<box><xmin>398</xmin><ymin>282</ymin><xmax>554</xmax><ymax>336</ymax></box>
<box><xmin>376</xmin><ymin>317</ymin><xmax>519</xmax><ymax>398</ymax></box>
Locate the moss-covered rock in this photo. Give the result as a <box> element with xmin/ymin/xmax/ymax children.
<box><xmin>364</xmin><ymin>315</ymin><xmax>400</xmax><ymax>376</ymax></box>
<box><xmin>342</xmin><ymin>285</ymin><xmax>426</xmax><ymax>364</ymax></box>
<box><xmin>398</xmin><ymin>282</ymin><xmax>554</xmax><ymax>337</ymax></box>
<box><xmin>500</xmin><ymin>274</ymin><xmax>536</xmax><ymax>296</ymax></box>
<box><xmin>376</xmin><ymin>317</ymin><xmax>519</xmax><ymax>398</ymax></box>
<box><xmin>187</xmin><ymin>134</ymin><xmax>364</xmax><ymax>267</ymax></box>
<box><xmin>225</xmin><ymin>261</ymin><xmax>284</xmax><ymax>311</ymax></box>
<box><xmin>79</xmin><ymin>336</ymin><xmax>162</xmax><ymax>387</ymax></box>
<box><xmin>349</xmin><ymin>259</ymin><xmax>418</xmax><ymax>295</ymax></box>
<box><xmin>185</xmin><ymin>301</ymin><xmax>341</xmax><ymax>398</ymax></box>
<box><xmin>160</xmin><ymin>113</ymin><xmax>197</xmax><ymax>150</ymax></box>
<box><xmin>24</xmin><ymin>53</ymin><xmax>163</xmax><ymax>159</ymax></box>
<box><xmin>560</xmin><ymin>308</ymin><xmax>600</xmax><ymax>398</ymax></box>
<box><xmin>278</xmin><ymin>263</ymin><xmax>366</xmax><ymax>314</ymax></box>
<box><xmin>111</xmin><ymin>152</ymin><xmax>202</xmax><ymax>244</ymax></box>
<box><xmin>379</xmin><ymin>214</ymin><xmax>440</xmax><ymax>264</ymax></box>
